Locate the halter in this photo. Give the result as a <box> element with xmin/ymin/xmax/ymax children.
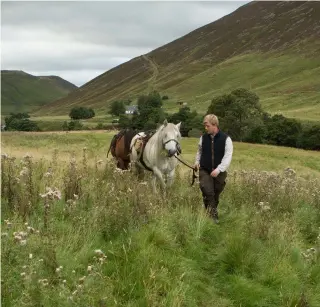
<box><xmin>162</xmin><ymin>139</ymin><xmax>182</xmax><ymax>155</ymax></box>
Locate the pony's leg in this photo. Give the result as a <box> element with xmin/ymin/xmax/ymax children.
<box><xmin>117</xmin><ymin>158</ymin><xmax>125</xmax><ymax>170</ymax></box>
<box><xmin>124</xmin><ymin>160</ymin><xmax>130</xmax><ymax>170</ymax></box>
<box><xmin>152</xmin><ymin>167</ymin><xmax>166</xmax><ymax>194</ymax></box>
<box><xmin>166</xmin><ymin>169</ymin><xmax>175</xmax><ymax>188</ymax></box>
<box><xmin>132</xmin><ymin>163</ymin><xmax>144</xmax><ymax>180</ymax></box>
<box><xmin>137</xmin><ymin>166</ymin><xmax>145</xmax><ymax>180</ymax></box>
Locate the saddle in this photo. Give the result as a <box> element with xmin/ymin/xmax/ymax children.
<box><xmin>132</xmin><ymin>133</ymin><xmax>154</xmax><ymax>171</ymax></box>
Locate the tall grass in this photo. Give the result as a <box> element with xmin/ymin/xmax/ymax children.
<box><xmin>1</xmin><ymin>149</ymin><xmax>319</xmax><ymax>306</ymax></box>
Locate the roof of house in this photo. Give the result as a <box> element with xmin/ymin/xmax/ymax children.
<box><xmin>125</xmin><ymin>105</ymin><xmax>138</xmax><ymax>111</ymax></box>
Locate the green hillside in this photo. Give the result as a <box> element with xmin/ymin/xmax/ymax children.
<box><xmin>1</xmin><ymin>70</ymin><xmax>77</xmax><ymax>115</ymax></box>
<box><xmin>34</xmin><ymin>1</ymin><xmax>320</xmax><ymax>122</ymax></box>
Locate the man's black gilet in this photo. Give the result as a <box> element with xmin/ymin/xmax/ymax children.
<box><xmin>200</xmin><ymin>131</ymin><xmax>228</xmax><ymax>173</ymax></box>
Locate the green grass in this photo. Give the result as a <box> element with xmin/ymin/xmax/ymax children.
<box><xmin>27</xmin><ymin>115</ymin><xmax>116</xmax><ymax>131</ymax></box>
<box><xmin>2</xmin><ymin>131</ymin><xmax>320</xmax><ymax>178</ymax></box>
<box><xmin>1</xmin><ymin>135</ymin><xmax>320</xmax><ymax>306</ymax></box>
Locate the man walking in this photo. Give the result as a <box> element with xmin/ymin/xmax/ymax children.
<box><xmin>194</xmin><ymin>114</ymin><xmax>233</xmax><ymax>223</ymax></box>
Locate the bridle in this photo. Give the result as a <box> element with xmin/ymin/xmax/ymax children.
<box><xmin>162</xmin><ymin>138</ymin><xmax>198</xmax><ymax>186</ymax></box>
<box><xmin>174</xmin><ymin>154</ymin><xmax>198</xmax><ymax>186</ymax></box>
<box><xmin>162</xmin><ymin>139</ymin><xmax>182</xmax><ymax>155</ymax></box>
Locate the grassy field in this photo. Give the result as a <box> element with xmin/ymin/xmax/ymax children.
<box><xmin>1</xmin><ymin>131</ymin><xmax>320</xmax><ymax>306</ymax></box>
<box><xmin>2</xmin><ymin>131</ymin><xmax>320</xmax><ymax>178</ymax></box>
<box><xmin>28</xmin><ymin>115</ymin><xmax>116</xmax><ymax>131</ymax></box>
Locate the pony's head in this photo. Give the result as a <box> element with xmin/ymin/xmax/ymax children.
<box><xmin>160</xmin><ymin>119</ymin><xmax>182</xmax><ymax>157</ymax></box>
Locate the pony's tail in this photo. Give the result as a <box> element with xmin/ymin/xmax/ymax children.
<box><xmin>107</xmin><ymin>134</ymin><xmax>117</xmax><ymax>158</ymax></box>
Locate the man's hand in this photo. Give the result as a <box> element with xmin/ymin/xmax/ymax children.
<box><xmin>194</xmin><ymin>163</ymin><xmax>200</xmax><ymax>172</ymax></box>
<box><xmin>210</xmin><ymin>168</ymin><xmax>220</xmax><ymax>177</ymax></box>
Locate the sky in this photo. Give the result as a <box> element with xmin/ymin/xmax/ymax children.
<box><xmin>1</xmin><ymin>1</ymin><xmax>248</xmax><ymax>87</ymax></box>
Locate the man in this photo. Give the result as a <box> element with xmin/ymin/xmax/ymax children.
<box><xmin>194</xmin><ymin>114</ymin><xmax>233</xmax><ymax>224</ymax></box>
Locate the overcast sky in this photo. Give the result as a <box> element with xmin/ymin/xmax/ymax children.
<box><xmin>1</xmin><ymin>1</ymin><xmax>248</xmax><ymax>86</ymax></box>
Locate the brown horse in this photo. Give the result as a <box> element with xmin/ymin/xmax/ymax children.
<box><xmin>107</xmin><ymin>129</ymin><xmax>137</xmax><ymax>170</ymax></box>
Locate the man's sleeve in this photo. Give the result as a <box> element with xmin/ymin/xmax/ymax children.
<box><xmin>216</xmin><ymin>137</ymin><xmax>233</xmax><ymax>173</ymax></box>
<box><xmin>194</xmin><ymin>136</ymin><xmax>202</xmax><ymax>164</ymax></box>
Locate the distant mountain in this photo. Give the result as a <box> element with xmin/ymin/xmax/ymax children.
<box><xmin>36</xmin><ymin>1</ymin><xmax>320</xmax><ymax>121</ymax></box>
<box><xmin>1</xmin><ymin>70</ymin><xmax>78</xmax><ymax>115</ymax></box>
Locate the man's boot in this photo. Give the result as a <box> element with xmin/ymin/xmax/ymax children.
<box><xmin>208</xmin><ymin>205</ymin><xmax>219</xmax><ymax>224</ymax></box>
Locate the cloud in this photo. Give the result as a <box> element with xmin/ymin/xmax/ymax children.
<box><xmin>1</xmin><ymin>1</ymin><xmax>248</xmax><ymax>86</ymax></box>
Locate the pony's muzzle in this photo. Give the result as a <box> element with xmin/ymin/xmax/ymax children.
<box><xmin>167</xmin><ymin>149</ymin><xmax>176</xmax><ymax>157</ymax></box>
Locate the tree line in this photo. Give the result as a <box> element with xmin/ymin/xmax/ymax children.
<box><xmin>116</xmin><ymin>89</ymin><xmax>319</xmax><ymax>151</ymax></box>
<box><xmin>3</xmin><ymin>89</ymin><xmax>319</xmax><ymax>151</ymax></box>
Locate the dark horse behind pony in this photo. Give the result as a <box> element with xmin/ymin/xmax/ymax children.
<box><xmin>107</xmin><ymin>129</ymin><xmax>137</xmax><ymax>170</ymax></box>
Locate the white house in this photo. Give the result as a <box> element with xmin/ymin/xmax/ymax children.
<box><xmin>125</xmin><ymin>105</ymin><xmax>139</xmax><ymax>115</ymax></box>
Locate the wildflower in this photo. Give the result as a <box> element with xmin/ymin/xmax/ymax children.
<box><xmin>20</xmin><ymin>240</ymin><xmax>27</xmax><ymax>246</ymax></box>
<box><xmin>94</xmin><ymin>249</ymin><xmax>104</xmax><ymax>256</ymax></box>
<box><xmin>78</xmin><ymin>276</ymin><xmax>86</xmax><ymax>284</ymax></box>
<box><xmin>19</xmin><ymin>231</ymin><xmax>28</xmax><ymax>238</ymax></box>
<box><xmin>21</xmin><ymin>272</ymin><xmax>26</xmax><ymax>277</ymax></box>
<box><xmin>23</xmin><ymin>153</ymin><xmax>32</xmax><ymax>159</ymax></box>
<box><xmin>29</xmin><ymin>254</ymin><xmax>33</xmax><ymax>259</ymax></box>
<box><xmin>27</xmin><ymin>226</ymin><xmax>35</xmax><ymax>233</ymax></box>
<box><xmin>14</xmin><ymin>235</ymin><xmax>22</xmax><ymax>241</ymax></box>
<box><xmin>87</xmin><ymin>265</ymin><xmax>93</xmax><ymax>272</ymax></box>
<box><xmin>5</xmin><ymin>220</ymin><xmax>12</xmax><ymax>228</ymax></box>
<box><xmin>19</xmin><ymin>167</ymin><xmax>29</xmax><ymax>177</ymax></box>
<box><xmin>38</xmin><ymin>279</ymin><xmax>48</xmax><ymax>286</ymax></box>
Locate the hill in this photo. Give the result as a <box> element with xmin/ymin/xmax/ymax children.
<box><xmin>35</xmin><ymin>1</ymin><xmax>320</xmax><ymax>121</ymax></box>
<box><xmin>1</xmin><ymin>70</ymin><xmax>78</xmax><ymax>115</ymax></box>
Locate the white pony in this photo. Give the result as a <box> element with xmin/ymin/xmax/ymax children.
<box><xmin>130</xmin><ymin>119</ymin><xmax>182</xmax><ymax>193</ymax></box>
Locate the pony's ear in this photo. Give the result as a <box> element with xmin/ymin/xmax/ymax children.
<box><xmin>176</xmin><ymin>122</ymin><xmax>181</xmax><ymax>130</ymax></box>
<box><xmin>163</xmin><ymin>119</ymin><xmax>168</xmax><ymax>126</ymax></box>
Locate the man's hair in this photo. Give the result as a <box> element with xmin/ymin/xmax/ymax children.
<box><xmin>203</xmin><ymin>114</ymin><xmax>219</xmax><ymax>126</ymax></box>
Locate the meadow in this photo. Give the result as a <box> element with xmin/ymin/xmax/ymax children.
<box><xmin>1</xmin><ymin>131</ymin><xmax>320</xmax><ymax>306</ymax></box>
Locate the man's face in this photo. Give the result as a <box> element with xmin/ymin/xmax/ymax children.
<box><xmin>204</xmin><ymin>121</ymin><xmax>216</xmax><ymax>134</ymax></box>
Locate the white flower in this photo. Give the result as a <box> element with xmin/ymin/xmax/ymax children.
<box><xmin>94</xmin><ymin>249</ymin><xmax>104</xmax><ymax>256</ymax></box>
<box><xmin>20</xmin><ymin>240</ymin><xmax>27</xmax><ymax>246</ymax></box>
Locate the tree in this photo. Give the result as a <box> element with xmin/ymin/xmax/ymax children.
<box><xmin>4</xmin><ymin>113</ymin><xmax>40</xmax><ymax>131</ymax></box>
<box><xmin>69</xmin><ymin>107</ymin><xmax>95</xmax><ymax>120</ymax></box>
<box><xmin>168</xmin><ymin>106</ymin><xmax>199</xmax><ymax>136</ymax></box>
<box><xmin>207</xmin><ymin>88</ymin><xmax>264</xmax><ymax>141</ymax></box>
<box><xmin>297</xmin><ymin>123</ymin><xmax>320</xmax><ymax>150</ymax></box>
<box><xmin>264</xmin><ymin>115</ymin><xmax>302</xmax><ymax>147</ymax></box>
<box><xmin>109</xmin><ymin>101</ymin><xmax>126</xmax><ymax>117</ymax></box>
<box><xmin>130</xmin><ymin>91</ymin><xmax>164</xmax><ymax>130</ymax></box>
